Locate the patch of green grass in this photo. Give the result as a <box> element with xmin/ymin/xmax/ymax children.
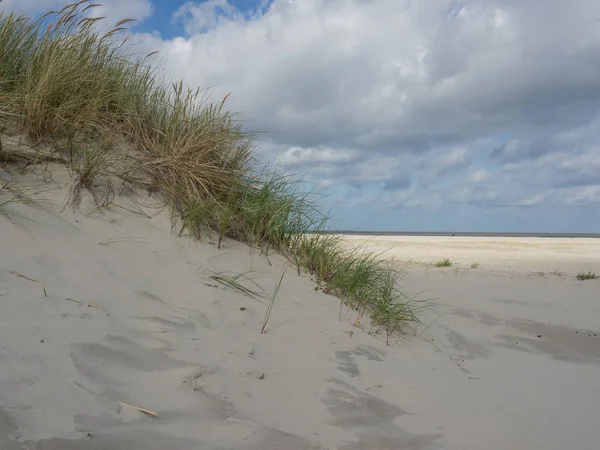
<box><xmin>435</xmin><ymin>258</ymin><xmax>453</xmax><ymax>267</ymax></box>
<box><xmin>0</xmin><ymin>2</ymin><xmax>422</xmax><ymax>340</ymax></box>
<box><xmin>576</xmin><ymin>271</ymin><xmax>598</xmax><ymax>281</ymax></box>
<box><xmin>290</xmin><ymin>234</ymin><xmax>422</xmax><ymax>340</ymax></box>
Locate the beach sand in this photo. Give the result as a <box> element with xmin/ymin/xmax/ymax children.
<box><xmin>341</xmin><ymin>234</ymin><xmax>600</xmax><ymax>276</ymax></box>
<box><xmin>1</xmin><ymin>169</ymin><xmax>600</xmax><ymax>449</ymax></box>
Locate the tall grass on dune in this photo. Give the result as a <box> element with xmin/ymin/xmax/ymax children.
<box><xmin>289</xmin><ymin>233</ymin><xmax>421</xmax><ymax>343</ymax></box>
<box><xmin>0</xmin><ymin>1</ymin><xmax>421</xmax><ymax>340</ymax></box>
<box><xmin>0</xmin><ymin>1</ymin><xmax>253</xmax><ymax>210</ymax></box>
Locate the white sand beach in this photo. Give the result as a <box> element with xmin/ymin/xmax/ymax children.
<box><xmin>340</xmin><ymin>234</ymin><xmax>600</xmax><ymax>276</ymax></box>
<box><xmin>1</xmin><ymin>168</ymin><xmax>600</xmax><ymax>450</ymax></box>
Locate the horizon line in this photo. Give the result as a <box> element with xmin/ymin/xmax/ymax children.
<box><xmin>322</xmin><ymin>231</ymin><xmax>600</xmax><ymax>238</ymax></box>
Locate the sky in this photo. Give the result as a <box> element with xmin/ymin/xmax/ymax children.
<box><xmin>2</xmin><ymin>0</ymin><xmax>600</xmax><ymax>232</ymax></box>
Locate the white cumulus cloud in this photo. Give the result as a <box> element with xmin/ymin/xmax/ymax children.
<box><xmin>4</xmin><ymin>0</ymin><xmax>600</xmax><ymax>230</ymax></box>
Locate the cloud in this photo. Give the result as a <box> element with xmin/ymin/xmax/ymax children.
<box><xmin>279</xmin><ymin>146</ymin><xmax>362</xmax><ymax>168</ymax></box>
<box><xmin>143</xmin><ymin>0</ymin><xmax>600</xmax><ymax>154</ymax></box>
<box><xmin>562</xmin><ymin>185</ymin><xmax>600</xmax><ymax>206</ymax></box>
<box><xmin>433</xmin><ymin>147</ymin><xmax>472</xmax><ymax>175</ymax></box>
<box><xmin>91</xmin><ymin>0</ymin><xmax>153</xmax><ymax>25</ymax></box>
<box><xmin>173</xmin><ymin>0</ymin><xmax>242</xmax><ymax>35</ymax></box>
<box><xmin>383</xmin><ymin>173</ymin><xmax>411</xmax><ymax>191</ymax></box>
<box><xmin>0</xmin><ymin>0</ymin><xmax>153</xmax><ymax>26</ymax></box>
<box><xmin>468</xmin><ymin>169</ymin><xmax>490</xmax><ymax>184</ymax></box>
<box><xmin>4</xmin><ymin>0</ymin><xmax>600</xmax><ymax>230</ymax></box>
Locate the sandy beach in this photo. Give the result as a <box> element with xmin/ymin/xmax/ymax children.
<box><xmin>340</xmin><ymin>234</ymin><xmax>600</xmax><ymax>276</ymax></box>
<box><xmin>1</xmin><ymin>170</ymin><xmax>600</xmax><ymax>450</ymax></box>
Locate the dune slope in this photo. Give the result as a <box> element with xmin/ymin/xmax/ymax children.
<box><xmin>2</xmin><ymin>167</ymin><xmax>600</xmax><ymax>450</ymax></box>
<box><xmin>0</xmin><ymin>168</ymin><xmax>434</xmax><ymax>450</ymax></box>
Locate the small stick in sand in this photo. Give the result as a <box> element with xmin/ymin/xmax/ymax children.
<box><xmin>72</xmin><ymin>382</ymin><xmax>158</xmax><ymax>417</ymax></box>
<box><xmin>187</xmin><ymin>364</ymin><xmax>197</xmax><ymax>391</ymax></box>
<box><xmin>186</xmin><ymin>364</ymin><xmax>202</xmax><ymax>391</ymax></box>
<box><xmin>64</xmin><ymin>298</ymin><xmax>83</xmax><ymax>306</ymax></box>
<box><xmin>20</xmin><ymin>327</ymin><xmax>41</xmax><ymax>334</ymax></box>
<box><xmin>87</xmin><ymin>303</ymin><xmax>110</xmax><ymax>316</ymax></box>
<box><xmin>117</xmin><ymin>402</ymin><xmax>158</xmax><ymax>418</ymax></box>
<box><xmin>366</xmin><ymin>384</ymin><xmax>382</xmax><ymax>391</ymax></box>
<box><xmin>10</xmin><ymin>271</ymin><xmax>39</xmax><ymax>283</ymax></box>
<box><xmin>9</xmin><ymin>271</ymin><xmax>48</xmax><ymax>297</ymax></box>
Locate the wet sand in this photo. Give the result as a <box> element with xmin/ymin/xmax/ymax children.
<box><xmin>1</xmin><ymin>170</ymin><xmax>599</xmax><ymax>449</ymax></box>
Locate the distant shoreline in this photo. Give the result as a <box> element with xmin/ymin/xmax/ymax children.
<box><xmin>325</xmin><ymin>231</ymin><xmax>600</xmax><ymax>238</ymax></box>
<box><xmin>336</xmin><ymin>233</ymin><xmax>600</xmax><ymax>275</ymax></box>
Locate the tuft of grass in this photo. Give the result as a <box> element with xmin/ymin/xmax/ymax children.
<box><xmin>208</xmin><ymin>271</ymin><xmax>265</xmax><ymax>300</ymax></box>
<box><xmin>470</xmin><ymin>262</ymin><xmax>479</xmax><ymax>269</ymax></box>
<box><xmin>0</xmin><ymin>2</ymin><xmax>252</xmax><ymax>217</ymax></box>
<box><xmin>576</xmin><ymin>271</ymin><xmax>598</xmax><ymax>281</ymax></box>
<box><xmin>206</xmin><ymin>267</ymin><xmax>289</xmax><ymax>334</ymax></box>
<box><xmin>435</xmin><ymin>258</ymin><xmax>453</xmax><ymax>268</ymax></box>
<box><xmin>261</xmin><ymin>267</ymin><xmax>287</xmax><ymax>334</ymax></box>
<box><xmin>289</xmin><ymin>234</ymin><xmax>422</xmax><ymax>341</ymax></box>
<box><xmin>0</xmin><ymin>2</ymin><xmax>422</xmax><ymax>340</ymax></box>
<box><xmin>0</xmin><ymin>179</ymin><xmax>38</xmax><ymax>227</ymax></box>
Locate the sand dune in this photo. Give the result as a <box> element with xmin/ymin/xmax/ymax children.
<box><xmin>1</xmin><ymin>170</ymin><xmax>600</xmax><ymax>449</ymax></box>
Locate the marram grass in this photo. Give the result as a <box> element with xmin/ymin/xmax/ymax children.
<box><xmin>0</xmin><ymin>1</ymin><xmax>421</xmax><ymax>341</ymax></box>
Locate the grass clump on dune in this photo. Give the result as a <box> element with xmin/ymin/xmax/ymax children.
<box><xmin>576</xmin><ymin>271</ymin><xmax>598</xmax><ymax>281</ymax></box>
<box><xmin>0</xmin><ymin>1</ymin><xmax>421</xmax><ymax>340</ymax></box>
<box><xmin>287</xmin><ymin>231</ymin><xmax>421</xmax><ymax>342</ymax></box>
<box><xmin>435</xmin><ymin>258</ymin><xmax>452</xmax><ymax>267</ymax></box>
<box><xmin>0</xmin><ymin>1</ymin><xmax>252</xmax><ymax>211</ymax></box>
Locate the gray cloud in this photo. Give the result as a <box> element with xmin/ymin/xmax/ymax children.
<box><xmin>138</xmin><ymin>1</ymin><xmax>600</xmax><ymax>155</ymax></box>
<box><xmin>383</xmin><ymin>173</ymin><xmax>411</xmax><ymax>191</ymax></box>
<box><xmin>433</xmin><ymin>147</ymin><xmax>472</xmax><ymax>175</ymax></box>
